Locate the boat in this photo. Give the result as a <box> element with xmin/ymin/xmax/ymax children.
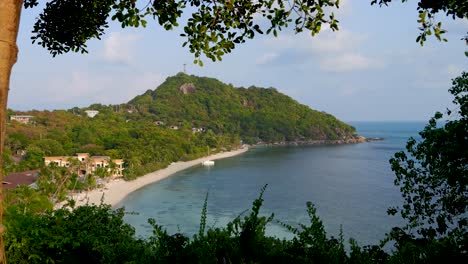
<box><xmin>201</xmin><ymin>160</ymin><xmax>215</xmax><ymax>166</ymax></box>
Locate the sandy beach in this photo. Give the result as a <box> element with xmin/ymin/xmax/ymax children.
<box><xmin>69</xmin><ymin>146</ymin><xmax>249</xmax><ymax>208</ymax></box>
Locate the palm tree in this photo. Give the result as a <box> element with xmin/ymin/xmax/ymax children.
<box><xmin>108</xmin><ymin>161</ymin><xmax>119</xmax><ymax>179</ymax></box>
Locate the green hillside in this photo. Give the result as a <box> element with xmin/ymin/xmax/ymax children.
<box><xmin>129</xmin><ymin>73</ymin><xmax>357</xmax><ymax>143</ymax></box>
<box><xmin>4</xmin><ymin>73</ymin><xmax>360</xmax><ymax>181</ymax></box>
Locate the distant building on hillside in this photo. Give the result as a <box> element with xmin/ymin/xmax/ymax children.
<box><xmin>2</xmin><ymin>170</ymin><xmax>38</xmax><ymax>190</ymax></box>
<box><xmin>170</xmin><ymin>125</ymin><xmax>179</xmax><ymax>130</ymax></box>
<box><xmin>192</xmin><ymin>127</ymin><xmax>206</xmax><ymax>133</ymax></box>
<box><xmin>44</xmin><ymin>153</ymin><xmax>124</xmax><ymax>178</ymax></box>
<box><xmin>10</xmin><ymin>115</ymin><xmax>34</xmax><ymax>124</ymax></box>
<box><xmin>155</xmin><ymin>121</ymin><xmax>165</xmax><ymax>126</ymax></box>
<box><xmin>84</xmin><ymin>110</ymin><xmax>99</xmax><ymax>118</ymax></box>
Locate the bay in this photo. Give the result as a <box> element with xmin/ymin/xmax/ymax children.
<box><xmin>117</xmin><ymin>121</ymin><xmax>426</xmax><ymax>245</ymax></box>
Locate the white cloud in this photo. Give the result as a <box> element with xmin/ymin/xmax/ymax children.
<box><xmin>101</xmin><ymin>32</ymin><xmax>141</xmax><ymax>64</ymax></box>
<box><xmin>45</xmin><ymin>70</ymin><xmax>165</xmax><ymax>107</ymax></box>
<box><xmin>310</xmin><ymin>29</ymin><xmax>367</xmax><ymax>53</ymax></box>
<box><xmin>263</xmin><ymin>28</ymin><xmax>380</xmax><ymax>71</ymax></box>
<box><xmin>447</xmin><ymin>64</ymin><xmax>462</xmax><ymax>77</ymax></box>
<box><xmin>320</xmin><ymin>53</ymin><xmax>383</xmax><ymax>72</ymax></box>
<box><xmin>264</xmin><ymin>26</ymin><xmax>362</xmax><ymax>51</ymax></box>
<box><xmin>255</xmin><ymin>52</ymin><xmax>279</xmax><ymax>65</ymax></box>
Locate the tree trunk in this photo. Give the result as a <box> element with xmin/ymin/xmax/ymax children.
<box><xmin>0</xmin><ymin>0</ymin><xmax>23</xmax><ymax>263</ymax></box>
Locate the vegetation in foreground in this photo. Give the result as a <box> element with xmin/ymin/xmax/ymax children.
<box><xmin>3</xmin><ymin>72</ymin><xmax>467</xmax><ymax>263</ymax></box>
<box><xmin>4</xmin><ymin>186</ymin><xmax>466</xmax><ymax>264</ymax></box>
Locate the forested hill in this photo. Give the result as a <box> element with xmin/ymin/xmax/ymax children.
<box><xmin>129</xmin><ymin>73</ymin><xmax>358</xmax><ymax>143</ymax></box>
<box><xmin>5</xmin><ymin>73</ymin><xmax>360</xmax><ymax>179</ymax></box>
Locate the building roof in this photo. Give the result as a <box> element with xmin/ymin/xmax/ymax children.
<box><xmin>10</xmin><ymin>115</ymin><xmax>34</xmax><ymax>118</ymax></box>
<box><xmin>44</xmin><ymin>156</ymin><xmax>69</xmax><ymax>160</ymax></box>
<box><xmin>2</xmin><ymin>170</ymin><xmax>39</xmax><ymax>190</ymax></box>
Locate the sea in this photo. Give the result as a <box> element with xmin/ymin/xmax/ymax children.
<box><xmin>117</xmin><ymin>121</ymin><xmax>426</xmax><ymax>246</ymax></box>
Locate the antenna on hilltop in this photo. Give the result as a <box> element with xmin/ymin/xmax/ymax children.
<box><xmin>183</xmin><ymin>63</ymin><xmax>187</xmax><ymax>74</ymax></box>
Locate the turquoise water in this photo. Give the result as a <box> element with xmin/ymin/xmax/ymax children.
<box><xmin>117</xmin><ymin>121</ymin><xmax>426</xmax><ymax>245</ymax></box>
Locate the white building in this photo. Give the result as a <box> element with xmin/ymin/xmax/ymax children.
<box><xmin>10</xmin><ymin>115</ymin><xmax>34</xmax><ymax>124</ymax></box>
<box><xmin>85</xmin><ymin>110</ymin><xmax>99</xmax><ymax>118</ymax></box>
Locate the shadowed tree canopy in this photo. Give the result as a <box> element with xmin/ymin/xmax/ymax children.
<box><xmin>388</xmin><ymin>72</ymin><xmax>468</xmax><ymax>248</ymax></box>
<box><xmin>23</xmin><ymin>0</ymin><xmax>468</xmax><ymax>61</ymax></box>
<box><xmin>371</xmin><ymin>0</ymin><xmax>468</xmax><ymax>54</ymax></box>
<box><xmin>24</xmin><ymin>0</ymin><xmax>342</xmax><ymax>64</ymax></box>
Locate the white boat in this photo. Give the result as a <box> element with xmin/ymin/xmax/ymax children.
<box><xmin>201</xmin><ymin>160</ymin><xmax>215</xmax><ymax>166</ymax></box>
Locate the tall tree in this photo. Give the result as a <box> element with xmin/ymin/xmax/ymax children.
<box><xmin>0</xmin><ymin>2</ymin><xmax>23</xmax><ymax>261</ymax></box>
<box><xmin>388</xmin><ymin>72</ymin><xmax>468</xmax><ymax>252</ymax></box>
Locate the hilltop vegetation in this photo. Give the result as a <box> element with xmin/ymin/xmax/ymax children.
<box><xmin>130</xmin><ymin>73</ymin><xmax>357</xmax><ymax>143</ymax></box>
<box><xmin>3</xmin><ymin>73</ymin><xmax>358</xmax><ymax>180</ymax></box>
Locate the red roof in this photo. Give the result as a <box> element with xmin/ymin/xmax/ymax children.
<box><xmin>2</xmin><ymin>170</ymin><xmax>38</xmax><ymax>190</ymax></box>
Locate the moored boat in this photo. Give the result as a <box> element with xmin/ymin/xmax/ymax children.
<box><xmin>201</xmin><ymin>160</ymin><xmax>215</xmax><ymax>166</ymax></box>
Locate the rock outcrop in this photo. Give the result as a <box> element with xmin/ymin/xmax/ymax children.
<box><xmin>179</xmin><ymin>83</ymin><xmax>196</xmax><ymax>94</ymax></box>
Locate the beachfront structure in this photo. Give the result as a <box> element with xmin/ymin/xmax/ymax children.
<box><xmin>44</xmin><ymin>153</ymin><xmax>124</xmax><ymax>177</ymax></box>
<box><xmin>84</xmin><ymin>110</ymin><xmax>99</xmax><ymax>118</ymax></box>
<box><xmin>10</xmin><ymin>115</ymin><xmax>34</xmax><ymax>124</ymax></box>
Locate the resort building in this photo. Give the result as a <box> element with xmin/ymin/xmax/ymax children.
<box><xmin>44</xmin><ymin>153</ymin><xmax>124</xmax><ymax>177</ymax></box>
<box><xmin>84</xmin><ymin>110</ymin><xmax>99</xmax><ymax>118</ymax></box>
<box><xmin>10</xmin><ymin>115</ymin><xmax>34</xmax><ymax>124</ymax></box>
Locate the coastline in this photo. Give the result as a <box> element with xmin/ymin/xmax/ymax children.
<box><xmin>253</xmin><ymin>135</ymin><xmax>369</xmax><ymax>147</ymax></box>
<box><xmin>68</xmin><ymin>146</ymin><xmax>249</xmax><ymax>208</ymax></box>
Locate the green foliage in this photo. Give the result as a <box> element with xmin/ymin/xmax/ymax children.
<box><xmin>26</xmin><ymin>0</ymin><xmax>468</xmax><ymax>59</ymax></box>
<box><xmin>28</xmin><ymin>0</ymin><xmax>341</xmax><ymax>62</ymax></box>
<box><xmin>18</xmin><ymin>146</ymin><xmax>44</xmax><ymax>171</ymax></box>
<box><xmin>31</xmin><ymin>0</ymin><xmax>114</xmax><ymax>56</ymax></box>
<box><xmin>5</xmin><ymin>205</ymin><xmax>149</xmax><ymax>264</ymax></box>
<box><xmin>31</xmin><ymin>138</ymin><xmax>65</xmax><ymax>156</ymax></box>
<box><xmin>36</xmin><ymin>164</ymin><xmax>71</xmax><ymax>201</ymax></box>
<box><xmin>3</xmin><ymin>186</ymin><xmax>53</xmax><ymax>221</ymax></box>
<box><xmin>371</xmin><ymin>0</ymin><xmax>468</xmax><ymax>55</ymax></box>
<box><xmin>5</xmin><ymin>185</ymin><xmax>465</xmax><ymax>263</ymax></box>
<box><xmin>384</xmin><ymin>72</ymin><xmax>468</xmax><ymax>262</ymax></box>
<box><xmin>389</xmin><ymin>72</ymin><xmax>467</xmax><ymax>241</ymax></box>
<box><xmin>198</xmin><ymin>192</ymin><xmax>209</xmax><ymax>238</ymax></box>
<box><xmin>4</xmin><ymin>74</ymin><xmax>353</xmax><ymax>183</ymax></box>
<box><xmin>130</xmin><ymin>73</ymin><xmax>357</xmax><ymax>143</ymax></box>
<box><xmin>1</xmin><ymin>148</ymin><xmax>16</xmax><ymax>175</ymax></box>
<box><xmin>5</xmin><ymin>132</ymin><xmax>29</xmax><ymax>154</ymax></box>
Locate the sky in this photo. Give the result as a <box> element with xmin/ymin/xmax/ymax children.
<box><xmin>8</xmin><ymin>0</ymin><xmax>468</xmax><ymax>121</ymax></box>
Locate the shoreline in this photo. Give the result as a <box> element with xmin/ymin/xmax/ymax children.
<box><xmin>252</xmin><ymin>135</ymin><xmax>369</xmax><ymax>147</ymax></box>
<box><xmin>68</xmin><ymin>146</ymin><xmax>249</xmax><ymax>208</ymax></box>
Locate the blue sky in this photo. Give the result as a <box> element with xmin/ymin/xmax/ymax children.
<box><xmin>8</xmin><ymin>0</ymin><xmax>468</xmax><ymax>121</ymax></box>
